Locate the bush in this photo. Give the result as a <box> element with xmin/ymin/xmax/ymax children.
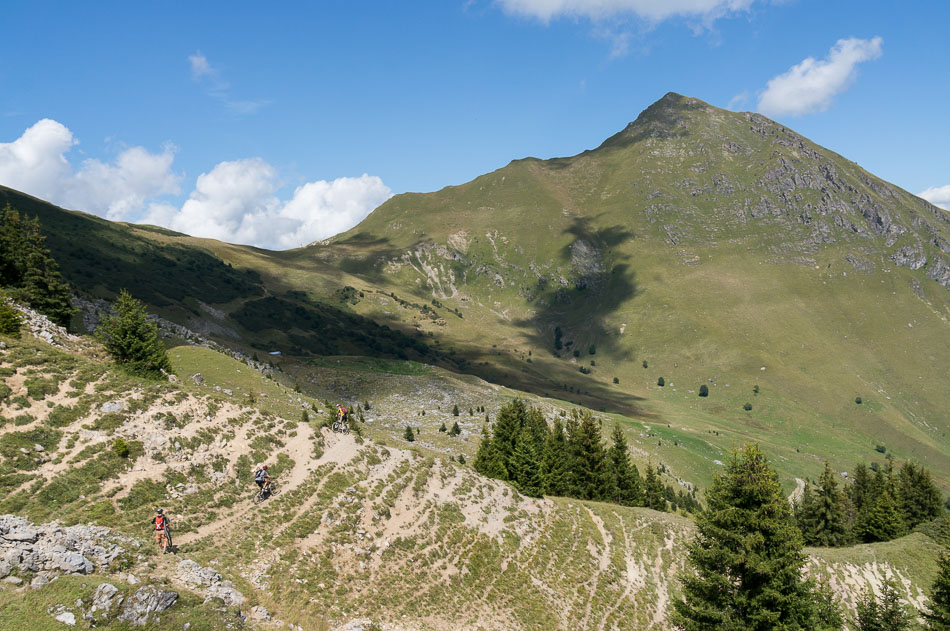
<box><xmin>743</xmin><ymin>402</ymin><xmax>752</xmax><ymax>411</ymax></box>
<box><xmin>855</xmin><ymin>396</ymin><xmax>863</xmax><ymax>404</ymax></box>
<box><xmin>875</xmin><ymin>444</ymin><xmax>886</xmax><ymax>454</ymax></box>
<box><xmin>452</xmin><ymin>404</ymin><xmax>460</xmax><ymax>416</ymax></box>
<box><xmin>573</xmin><ymin>349</ymin><xmax>581</xmax><ymax>358</ymax></box>
<box><xmin>458</xmin><ymin>454</ymin><xmax>466</xmax><ymax>465</ymax></box>
<box><xmin>642</xmin><ymin>360</ymin><xmax>648</xmax><ymax>369</ymax></box>
<box><xmin>112</xmin><ymin>437</ymin><xmax>130</xmax><ymax>458</ymax></box>
<box><xmin>658</xmin><ymin>377</ymin><xmax>665</xmax><ymax>387</ymax></box>
<box><xmin>450</xmin><ymin>422</ymin><xmax>461</xmax><ymax>436</ymax></box>
<box><xmin>439</xmin><ymin>423</ymin><xmax>447</xmax><ymax>433</ymax></box>
<box><xmin>613</xmin><ymin>377</ymin><xmax>619</xmax><ymax>384</ymax></box>
<box><xmin>588</xmin><ymin>344</ymin><xmax>596</xmax><ymax>355</ymax></box>
<box><xmin>753</xmin><ymin>384</ymin><xmax>760</xmax><ymax>395</ymax></box>
<box><xmin>404</xmin><ymin>425</ymin><xmax>415</xmax><ymax>442</ymax></box>
<box><xmin>699</xmin><ymin>384</ymin><xmax>709</xmax><ymax>397</ymax></box>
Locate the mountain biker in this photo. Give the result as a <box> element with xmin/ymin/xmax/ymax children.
<box><xmin>255</xmin><ymin>464</ymin><xmax>273</xmax><ymax>494</ymax></box>
<box><xmin>152</xmin><ymin>508</ymin><xmax>170</xmax><ymax>554</ymax></box>
<box><xmin>335</xmin><ymin>403</ymin><xmax>349</xmax><ymax>432</ymax></box>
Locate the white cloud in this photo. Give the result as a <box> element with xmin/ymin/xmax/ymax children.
<box><xmin>149</xmin><ymin>159</ymin><xmax>392</xmax><ymax>249</ymax></box>
<box><xmin>756</xmin><ymin>36</ymin><xmax>883</xmax><ymax>117</ymax></box>
<box><xmin>0</xmin><ymin>119</ymin><xmax>181</xmax><ymax>220</ymax></box>
<box><xmin>919</xmin><ymin>185</ymin><xmax>950</xmax><ymax>211</ymax></box>
<box><xmin>189</xmin><ymin>51</ymin><xmax>270</xmax><ymax>116</ymax></box>
<box><xmin>2</xmin><ymin>120</ymin><xmax>391</xmax><ymax>249</ymax></box>
<box><xmin>497</xmin><ymin>0</ymin><xmax>756</xmax><ymax>23</ymax></box>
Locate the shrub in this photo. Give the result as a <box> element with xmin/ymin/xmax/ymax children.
<box><xmin>699</xmin><ymin>384</ymin><xmax>709</xmax><ymax>397</ymax></box>
<box><xmin>658</xmin><ymin>377</ymin><xmax>665</xmax><ymax>387</ymax></box>
<box><xmin>875</xmin><ymin>444</ymin><xmax>886</xmax><ymax>454</ymax></box>
<box><xmin>452</xmin><ymin>404</ymin><xmax>460</xmax><ymax>416</ymax></box>
<box><xmin>458</xmin><ymin>454</ymin><xmax>466</xmax><ymax>465</ymax></box>
<box><xmin>642</xmin><ymin>360</ymin><xmax>648</xmax><ymax>369</ymax></box>
<box><xmin>743</xmin><ymin>402</ymin><xmax>752</xmax><ymax>411</ymax></box>
<box><xmin>613</xmin><ymin>377</ymin><xmax>619</xmax><ymax>384</ymax></box>
<box><xmin>753</xmin><ymin>384</ymin><xmax>760</xmax><ymax>395</ymax></box>
<box><xmin>112</xmin><ymin>437</ymin><xmax>130</xmax><ymax>458</ymax></box>
<box><xmin>439</xmin><ymin>423</ymin><xmax>447</xmax><ymax>433</ymax></box>
<box><xmin>855</xmin><ymin>396</ymin><xmax>863</xmax><ymax>404</ymax></box>
<box><xmin>573</xmin><ymin>349</ymin><xmax>581</xmax><ymax>358</ymax></box>
<box><xmin>450</xmin><ymin>422</ymin><xmax>461</xmax><ymax>436</ymax></box>
<box><xmin>588</xmin><ymin>344</ymin><xmax>596</xmax><ymax>355</ymax></box>
<box><xmin>404</xmin><ymin>425</ymin><xmax>415</xmax><ymax>442</ymax></box>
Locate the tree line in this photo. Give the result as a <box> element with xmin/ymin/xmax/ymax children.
<box><xmin>795</xmin><ymin>459</ymin><xmax>943</xmax><ymax>547</ymax></box>
<box><xmin>473</xmin><ymin>399</ymin><xmax>700</xmax><ymax>513</ymax></box>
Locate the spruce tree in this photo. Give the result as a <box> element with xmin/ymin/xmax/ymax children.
<box><xmin>925</xmin><ymin>549</ymin><xmax>950</xmax><ymax>630</ymax></box>
<box><xmin>672</xmin><ymin>443</ymin><xmax>833</xmax><ymax>631</ymax></box>
<box><xmin>856</xmin><ymin>581</ymin><xmax>912</xmax><ymax>631</ymax></box>
<box><xmin>607</xmin><ymin>425</ymin><xmax>642</xmax><ymax>506</ymax></box>
<box><xmin>96</xmin><ymin>289</ymin><xmax>171</xmax><ymax>378</ymax></box>
<box><xmin>452</xmin><ymin>404</ymin><xmax>460</xmax><ymax>416</ymax></box>
<box><xmin>473</xmin><ymin>425</ymin><xmax>507</xmax><ymax>480</ymax></box>
<box><xmin>858</xmin><ymin>480</ymin><xmax>905</xmax><ymax>543</ymax></box>
<box><xmin>510</xmin><ymin>424</ymin><xmax>544</xmax><ymax>497</ymax></box>
<box><xmin>0</xmin><ymin>292</ymin><xmax>22</xmax><ymax>337</ymax></box>
<box><xmin>439</xmin><ymin>422</ymin><xmax>447</xmax><ymax>432</ymax></box>
<box><xmin>541</xmin><ymin>417</ymin><xmax>570</xmax><ymax>496</ymax></box>
<box><xmin>450</xmin><ymin>421</ymin><xmax>461</xmax><ymax>436</ymax></box>
<box><xmin>898</xmin><ymin>462</ymin><xmax>942</xmax><ymax>530</ymax></box>
<box><xmin>493</xmin><ymin>399</ymin><xmax>528</xmax><ymax>474</ymax></box>
<box><xmin>404</xmin><ymin>425</ymin><xmax>415</xmax><ymax>442</ymax></box>
<box><xmin>568</xmin><ymin>411</ymin><xmax>610</xmax><ymax>501</ymax></box>
<box><xmin>644</xmin><ymin>464</ymin><xmax>666</xmax><ymax>511</ymax></box>
<box><xmin>800</xmin><ymin>463</ymin><xmax>849</xmax><ymax>546</ymax></box>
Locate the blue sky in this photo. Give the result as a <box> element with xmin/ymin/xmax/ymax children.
<box><xmin>2</xmin><ymin>1</ymin><xmax>948</xmax><ymax>249</ymax></box>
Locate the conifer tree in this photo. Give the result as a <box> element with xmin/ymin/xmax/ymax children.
<box><xmin>473</xmin><ymin>425</ymin><xmax>507</xmax><ymax>480</ymax></box>
<box><xmin>857</xmin><ymin>477</ymin><xmax>905</xmax><ymax>543</ymax></box>
<box><xmin>856</xmin><ymin>581</ymin><xmax>912</xmax><ymax>631</ymax></box>
<box><xmin>644</xmin><ymin>464</ymin><xmax>666</xmax><ymax>511</ymax></box>
<box><xmin>0</xmin><ymin>291</ymin><xmax>22</xmax><ymax>337</ymax></box>
<box><xmin>96</xmin><ymin>289</ymin><xmax>171</xmax><ymax>378</ymax></box>
<box><xmin>607</xmin><ymin>425</ymin><xmax>642</xmax><ymax>506</ymax></box>
<box><xmin>799</xmin><ymin>463</ymin><xmax>849</xmax><ymax>546</ymax></box>
<box><xmin>493</xmin><ymin>399</ymin><xmax>528</xmax><ymax>474</ymax></box>
<box><xmin>898</xmin><ymin>462</ymin><xmax>942</xmax><ymax>530</ymax></box>
<box><xmin>924</xmin><ymin>548</ymin><xmax>950</xmax><ymax>630</ymax></box>
<box><xmin>541</xmin><ymin>417</ymin><xmax>570</xmax><ymax>496</ymax></box>
<box><xmin>404</xmin><ymin>425</ymin><xmax>415</xmax><ymax>442</ymax></box>
<box><xmin>439</xmin><ymin>422</ymin><xmax>447</xmax><ymax>432</ymax></box>
<box><xmin>672</xmin><ymin>443</ymin><xmax>837</xmax><ymax>631</ymax></box>
<box><xmin>452</xmin><ymin>404</ymin><xmax>460</xmax><ymax>416</ymax></box>
<box><xmin>510</xmin><ymin>424</ymin><xmax>544</xmax><ymax>497</ymax></box>
<box><xmin>0</xmin><ymin>205</ymin><xmax>75</xmax><ymax>327</ymax></box>
<box><xmin>450</xmin><ymin>421</ymin><xmax>461</xmax><ymax>436</ymax></box>
<box><xmin>568</xmin><ymin>411</ymin><xmax>610</xmax><ymax>500</ymax></box>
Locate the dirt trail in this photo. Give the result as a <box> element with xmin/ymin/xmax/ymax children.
<box><xmin>788</xmin><ymin>477</ymin><xmax>806</xmax><ymax>504</ymax></box>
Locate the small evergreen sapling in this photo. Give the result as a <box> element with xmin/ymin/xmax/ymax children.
<box><xmin>404</xmin><ymin>425</ymin><xmax>415</xmax><ymax>442</ymax></box>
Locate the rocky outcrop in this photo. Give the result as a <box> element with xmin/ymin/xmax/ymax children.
<box><xmin>117</xmin><ymin>585</ymin><xmax>179</xmax><ymax>626</ymax></box>
<box><xmin>176</xmin><ymin>558</ymin><xmax>245</xmax><ymax>606</ymax></box>
<box><xmin>0</xmin><ymin>514</ymin><xmax>133</xmax><ymax>578</ymax></box>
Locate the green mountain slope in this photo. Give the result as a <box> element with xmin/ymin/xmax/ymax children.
<box><xmin>3</xmin><ymin>92</ymin><xmax>950</xmax><ymax>492</ymax></box>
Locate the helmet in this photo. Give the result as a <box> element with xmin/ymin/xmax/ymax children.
<box><xmin>156</xmin><ymin>508</ymin><xmax>164</xmax><ymax>514</ymax></box>
<box><xmin>262</xmin><ymin>465</ymin><xmax>268</xmax><ymax>470</ymax></box>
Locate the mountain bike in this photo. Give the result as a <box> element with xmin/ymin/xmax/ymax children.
<box><xmin>253</xmin><ymin>480</ymin><xmax>281</xmax><ymax>505</ymax></box>
<box><xmin>331</xmin><ymin>418</ymin><xmax>350</xmax><ymax>434</ymax></box>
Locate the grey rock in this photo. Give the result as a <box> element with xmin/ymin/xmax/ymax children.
<box><xmin>54</xmin><ymin>611</ymin><xmax>76</xmax><ymax>626</ymax></box>
<box><xmin>52</xmin><ymin>551</ymin><xmax>93</xmax><ymax>575</ymax></box>
<box><xmin>89</xmin><ymin>582</ymin><xmax>123</xmax><ymax>618</ymax></box>
<box><xmin>191</xmin><ymin>373</ymin><xmax>203</xmax><ymax>386</ymax></box>
<box><xmin>207</xmin><ymin>580</ymin><xmax>245</xmax><ymax>607</ymax></box>
<box><xmin>2</xmin><ymin>575</ymin><xmax>23</xmax><ymax>585</ymax></box>
<box><xmin>118</xmin><ymin>585</ymin><xmax>178</xmax><ymax>626</ymax></box>
<box><xmin>33</xmin><ymin>443</ymin><xmax>45</xmax><ymax>453</ymax></box>
<box><xmin>249</xmin><ymin>605</ymin><xmax>271</xmax><ymax>621</ymax></box>
<box><xmin>101</xmin><ymin>400</ymin><xmax>126</xmax><ymax>414</ymax></box>
<box><xmin>223</xmin><ymin>389</ymin><xmax>233</xmax><ymax>396</ymax></box>
<box><xmin>0</xmin><ymin>560</ymin><xmax>11</xmax><ymax>578</ymax></box>
<box><xmin>30</xmin><ymin>573</ymin><xmax>51</xmax><ymax>589</ymax></box>
<box><xmin>4</xmin><ymin>527</ymin><xmax>39</xmax><ymax>543</ymax></box>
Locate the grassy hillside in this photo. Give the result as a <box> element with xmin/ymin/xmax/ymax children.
<box><xmin>3</xmin><ymin>92</ymin><xmax>950</xmax><ymax>495</ymax></box>
<box><xmin>0</xmin><ymin>316</ymin><xmax>946</xmax><ymax>630</ymax></box>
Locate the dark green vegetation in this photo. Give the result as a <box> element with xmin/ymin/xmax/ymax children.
<box><xmin>925</xmin><ymin>549</ymin><xmax>950</xmax><ymax>630</ymax></box>
<box><xmin>0</xmin><ymin>290</ymin><xmax>23</xmax><ymax>336</ymax></box>
<box><xmin>97</xmin><ymin>289</ymin><xmax>172</xmax><ymax>378</ymax></box>
<box><xmin>0</xmin><ymin>204</ymin><xmax>75</xmax><ymax>326</ymax></box>
<box><xmin>474</xmin><ymin>399</ymin><xmax>700</xmax><ymax>512</ymax></box>
<box><xmin>796</xmin><ymin>460</ymin><xmax>943</xmax><ymax>546</ymax></box>
<box><xmin>673</xmin><ymin>443</ymin><xmax>843</xmax><ymax>631</ymax></box>
<box><xmin>855</xmin><ymin>581</ymin><xmax>912</xmax><ymax>631</ymax></box>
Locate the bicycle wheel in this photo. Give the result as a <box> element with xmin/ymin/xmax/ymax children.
<box><xmin>270</xmin><ymin>482</ymin><xmax>281</xmax><ymax>496</ymax></box>
<box><xmin>332</xmin><ymin>421</ymin><xmax>340</xmax><ymax>432</ymax></box>
<box><xmin>253</xmin><ymin>490</ymin><xmax>265</xmax><ymax>505</ymax></box>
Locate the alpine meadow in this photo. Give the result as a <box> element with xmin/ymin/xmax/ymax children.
<box><xmin>2</xmin><ymin>91</ymin><xmax>950</xmax><ymax>631</ymax></box>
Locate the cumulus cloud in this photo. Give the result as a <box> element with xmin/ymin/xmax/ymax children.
<box><xmin>141</xmin><ymin>159</ymin><xmax>392</xmax><ymax>250</ymax></box>
<box><xmin>0</xmin><ymin>119</ymin><xmax>181</xmax><ymax>220</ymax></box>
<box><xmin>757</xmin><ymin>36</ymin><xmax>883</xmax><ymax>117</ymax></box>
<box><xmin>497</xmin><ymin>0</ymin><xmax>756</xmax><ymax>23</ymax></box>
<box><xmin>919</xmin><ymin>185</ymin><xmax>950</xmax><ymax>211</ymax></box>
<box><xmin>189</xmin><ymin>51</ymin><xmax>270</xmax><ymax>116</ymax></box>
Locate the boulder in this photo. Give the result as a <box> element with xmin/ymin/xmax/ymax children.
<box><xmin>118</xmin><ymin>585</ymin><xmax>178</xmax><ymax>626</ymax></box>
<box><xmin>191</xmin><ymin>373</ymin><xmax>203</xmax><ymax>386</ymax></box>
<box><xmin>101</xmin><ymin>400</ymin><xmax>127</xmax><ymax>414</ymax></box>
<box><xmin>54</xmin><ymin>611</ymin><xmax>76</xmax><ymax>626</ymax></box>
<box><xmin>87</xmin><ymin>582</ymin><xmax>123</xmax><ymax>619</ymax></box>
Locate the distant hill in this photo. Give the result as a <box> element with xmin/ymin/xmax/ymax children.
<box><xmin>3</xmin><ymin>92</ymin><xmax>950</xmax><ymax>491</ymax></box>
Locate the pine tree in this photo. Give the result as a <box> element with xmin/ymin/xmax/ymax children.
<box><xmin>452</xmin><ymin>404</ymin><xmax>460</xmax><ymax>416</ymax></box>
<box><xmin>924</xmin><ymin>548</ymin><xmax>950</xmax><ymax>630</ymax></box>
<box><xmin>0</xmin><ymin>292</ymin><xmax>22</xmax><ymax>337</ymax></box>
<box><xmin>541</xmin><ymin>417</ymin><xmax>570</xmax><ymax>496</ymax></box>
<box><xmin>672</xmin><ymin>443</ymin><xmax>833</xmax><ymax>631</ymax></box>
<box><xmin>450</xmin><ymin>421</ymin><xmax>461</xmax><ymax>436</ymax></box>
<box><xmin>856</xmin><ymin>581</ymin><xmax>912</xmax><ymax>631</ymax></box>
<box><xmin>510</xmin><ymin>424</ymin><xmax>544</xmax><ymax>497</ymax></box>
<box><xmin>96</xmin><ymin>289</ymin><xmax>172</xmax><ymax>378</ymax></box>
<box><xmin>858</xmin><ymin>469</ymin><xmax>905</xmax><ymax>543</ymax></box>
<box><xmin>607</xmin><ymin>425</ymin><xmax>642</xmax><ymax>506</ymax></box>
<box><xmin>439</xmin><ymin>422</ymin><xmax>447</xmax><ymax>432</ymax></box>
<box><xmin>643</xmin><ymin>464</ymin><xmax>666</xmax><ymax>511</ymax></box>
<box><xmin>799</xmin><ymin>463</ymin><xmax>849</xmax><ymax>546</ymax></box>
<box><xmin>0</xmin><ymin>206</ymin><xmax>75</xmax><ymax>327</ymax></box>
<box><xmin>493</xmin><ymin>399</ymin><xmax>528</xmax><ymax>474</ymax></box>
<box><xmin>473</xmin><ymin>425</ymin><xmax>507</xmax><ymax>480</ymax></box>
<box><xmin>404</xmin><ymin>425</ymin><xmax>415</xmax><ymax>442</ymax></box>
<box><xmin>898</xmin><ymin>462</ymin><xmax>942</xmax><ymax>530</ymax></box>
<box><xmin>568</xmin><ymin>411</ymin><xmax>610</xmax><ymax>501</ymax></box>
